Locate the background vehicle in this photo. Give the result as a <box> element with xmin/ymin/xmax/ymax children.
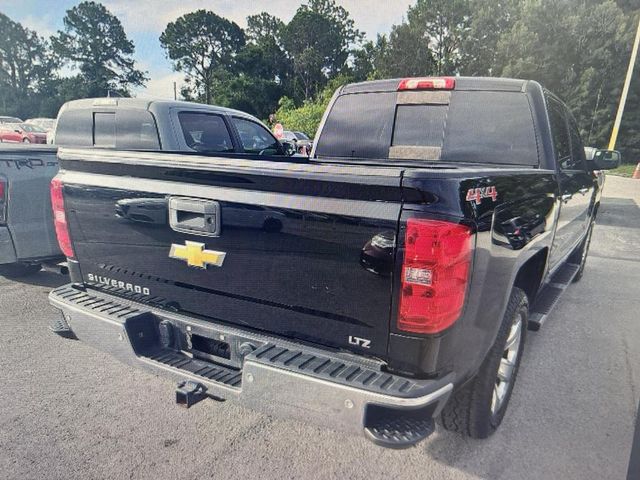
<box><xmin>49</xmin><ymin>78</ymin><xmax>616</xmax><ymax>448</ymax></box>
<box><xmin>283</xmin><ymin>130</ymin><xmax>313</xmax><ymax>155</ymax></box>
<box><xmin>0</xmin><ymin>144</ymin><xmax>63</xmax><ymax>278</ymax></box>
<box><xmin>26</xmin><ymin>118</ymin><xmax>57</xmax><ymax>144</ymax></box>
<box><xmin>0</xmin><ymin>123</ymin><xmax>48</xmax><ymax>144</ymax></box>
<box><xmin>0</xmin><ymin>98</ymin><xmax>295</xmax><ymax>279</ymax></box>
<box><xmin>0</xmin><ymin>116</ymin><xmax>23</xmax><ymax>124</ymax></box>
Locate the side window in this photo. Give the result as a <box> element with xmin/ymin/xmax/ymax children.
<box><xmin>93</xmin><ymin>112</ymin><xmax>116</xmax><ymax>148</ymax></box>
<box><xmin>116</xmin><ymin>110</ymin><xmax>160</xmax><ymax>150</ymax></box>
<box><xmin>232</xmin><ymin>117</ymin><xmax>280</xmax><ymax>154</ymax></box>
<box><xmin>546</xmin><ymin>98</ymin><xmax>572</xmax><ymax>169</ymax></box>
<box><xmin>178</xmin><ymin>112</ymin><xmax>234</xmax><ymax>153</ymax></box>
<box><xmin>567</xmin><ymin>115</ymin><xmax>587</xmax><ymax>171</ymax></box>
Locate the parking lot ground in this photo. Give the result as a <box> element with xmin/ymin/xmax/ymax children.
<box><xmin>0</xmin><ymin>175</ymin><xmax>638</xmax><ymax>480</ymax></box>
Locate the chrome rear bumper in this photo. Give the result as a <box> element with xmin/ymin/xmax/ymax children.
<box><xmin>50</xmin><ymin>284</ymin><xmax>453</xmax><ymax>446</ymax></box>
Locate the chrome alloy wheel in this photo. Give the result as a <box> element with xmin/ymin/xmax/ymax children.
<box><xmin>491</xmin><ymin>311</ymin><xmax>523</xmax><ymax>415</ymax></box>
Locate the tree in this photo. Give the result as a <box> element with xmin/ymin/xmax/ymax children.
<box><xmin>0</xmin><ymin>14</ymin><xmax>57</xmax><ymax>117</ymax></box>
<box><xmin>246</xmin><ymin>12</ymin><xmax>285</xmax><ymax>43</ymax></box>
<box><xmin>52</xmin><ymin>1</ymin><xmax>146</xmax><ymax>97</ymax></box>
<box><xmin>373</xmin><ymin>25</ymin><xmax>437</xmax><ymax>78</ymax></box>
<box><xmin>160</xmin><ymin>10</ymin><xmax>245</xmax><ymax>104</ymax></box>
<box><xmin>275</xmin><ymin>76</ymin><xmax>348</xmax><ymax>136</ymax></box>
<box><xmin>405</xmin><ymin>0</ymin><xmax>472</xmax><ymax>75</ymax></box>
<box><xmin>493</xmin><ymin>0</ymin><xmax>639</xmax><ymax>160</ymax></box>
<box><xmin>281</xmin><ymin>0</ymin><xmax>362</xmax><ymax>101</ymax></box>
<box><xmin>461</xmin><ymin>0</ymin><xmax>520</xmax><ymax>75</ymax></box>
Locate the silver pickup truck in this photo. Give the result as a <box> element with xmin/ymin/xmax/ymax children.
<box><xmin>0</xmin><ymin>144</ymin><xmax>63</xmax><ymax>278</ymax></box>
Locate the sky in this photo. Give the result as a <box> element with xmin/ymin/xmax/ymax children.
<box><xmin>2</xmin><ymin>0</ymin><xmax>414</xmax><ymax>99</ymax></box>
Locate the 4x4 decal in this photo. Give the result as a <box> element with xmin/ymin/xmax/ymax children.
<box><xmin>466</xmin><ymin>186</ymin><xmax>498</xmax><ymax>205</ymax></box>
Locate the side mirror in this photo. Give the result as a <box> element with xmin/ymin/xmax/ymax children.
<box><xmin>593</xmin><ymin>149</ymin><xmax>621</xmax><ymax>170</ymax></box>
<box><xmin>14</xmin><ymin>129</ymin><xmax>20</xmax><ymax>133</ymax></box>
<box><xmin>281</xmin><ymin>141</ymin><xmax>297</xmax><ymax>156</ymax></box>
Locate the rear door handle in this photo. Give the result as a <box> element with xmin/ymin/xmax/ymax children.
<box><xmin>561</xmin><ymin>194</ymin><xmax>573</xmax><ymax>202</ymax></box>
<box><xmin>578</xmin><ymin>188</ymin><xmax>589</xmax><ymax>194</ymax></box>
<box><xmin>169</xmin><ymin>197</ymin><xmax>221</xmax><ymax>237</ymax></box>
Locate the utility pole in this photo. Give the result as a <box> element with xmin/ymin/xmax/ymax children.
<box><xmin>608</xmin><ymin>17</ymin><xmax>640</xmax><ymax>150</ymax></box>
<box><xmin>173</xmin><ymin>82</ymin><xmax>177</xmax><ymax>101</ymax></box>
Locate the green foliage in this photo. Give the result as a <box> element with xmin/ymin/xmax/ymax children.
<box><xmin>0</xmin><ymin>13</ymin><xmax>56</xmax><ymax>117</ymax></box>
<box><xmin>274</xmin><ymin>76</ymin><xmax>346</xmax><ymax>136</ymax></box>
<box><xmin>52</xmin><ymin>1</ymin><xmax>146</xmax><ymax>97</ymax></box>
<box><xmin>1</xmin><ymin>0</ymin><xmax>639</xmax><ymax>163</ymax></box>
<box><xmin>281</xmin><ymin>0</ymin><xmax>362</xmax><ymax>101</ymax></box>
<box><xmin>160</xmin><ymin>10</ymin><xmax>245</xmax><ymax>104</ymax></box>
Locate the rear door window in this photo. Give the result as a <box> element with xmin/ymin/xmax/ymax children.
<box><xmin>231</xmin><ymin>117</ymin><xmax>280</xmax><ymax>154</ymax></box>
<box><xmin>178</xmin><ymin>112</ymin><xmax>234</xmax><ymax>153</ymax></box>
<box><xmin>547</xmin><ymin>98</ymin><xmax>574</xmax><ymax>170</ymax></box>
<box><xmin>566</xmin><ymin>114</ymin><xmax>587</xmax><ymax>171</ymax></box>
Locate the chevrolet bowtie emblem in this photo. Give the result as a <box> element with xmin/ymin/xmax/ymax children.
<box><xmin>169</xmin><ymin>241</ymin><xmax>226</xmax><ymax>269</ymax></box>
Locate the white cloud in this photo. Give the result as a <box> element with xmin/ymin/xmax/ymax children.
<box><xmin>19</xmin><ymin>13</ymin><xmax>58</xmax><ymax>39</ymax></box>
<box><xmin>103</xmin><ymin>0</ymin><xmax>414</xmax><ymax>40</ymax></box>
<box><xmin>135</xmin><ymin>70</ymin><xmax>185</xmax><ymax>99</ymax></box>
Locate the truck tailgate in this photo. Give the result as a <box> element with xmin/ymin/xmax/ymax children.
<box><xmin>59</xmin><ymin>149</ymin><xmax>404</xmax><ymax>358</ymax></box>
<box><xmin>0</xmin><ymin>145</ymin><xmax>60</xmax><ymax>261</ymax></box>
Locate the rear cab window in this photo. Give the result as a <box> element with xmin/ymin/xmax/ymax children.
<box><xmin>57</xmin><ymin>108</ymin><xmax>160</xmax><ymax>150</ymax></box>
<box><xmin>315</xmin><ymin>83</ymin><xmax>540</xmax><ymax>166</ymax></box>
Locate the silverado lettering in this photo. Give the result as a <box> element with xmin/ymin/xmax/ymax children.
<box><xmin>86</xmin><ymin>273</ymin><xmax>150</xmax><ymax>295</ymax></box>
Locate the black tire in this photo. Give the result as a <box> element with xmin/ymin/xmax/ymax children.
<box><xmin>0</xmin><ymin>262</ymin><xmax>41</xmax><ymax>279</ymax></box>
<box><xmin>22</xmin><ymin>138</ymin><xmax>31</xmax><ymax>143</ymax></box>
<box><xmin>569</xmin><ymin>220</ymin><xmax>594</xmax><ymax>283</ymax></box>
<box><xmin>441</xmin><ymin>288</ymin><xmax>528</xmax><ymax>438</ymax></box>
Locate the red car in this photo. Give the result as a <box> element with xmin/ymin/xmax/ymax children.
<box><xmin>0</xmin><ymin>123</ymin><xmax>47</xmax><ymax>144</ymax></box>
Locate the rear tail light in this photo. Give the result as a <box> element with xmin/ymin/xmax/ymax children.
<box><xmin>0</xmin><ymin>177</ymin><xmax>6</xmax><ymax>224</ymax></box>
<box><xmin>50</xmin><ymin>177</ymin><xmax>74</xmax><ymax>258</ymax></box>
<box><xmin>398</xmin><ymin>77</ymin><xmax>456</xmax><ymax>91</ymax></box>
<box><xmin>398</xmin><ymin>219</ymin><xmax>473</xmax><ymax>334</ymax></box>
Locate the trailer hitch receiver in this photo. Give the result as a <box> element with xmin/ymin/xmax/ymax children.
<box><xmin>176</xmin><ymin>381</ymin><xmax>207</xmax><ymax>408</ymax></box>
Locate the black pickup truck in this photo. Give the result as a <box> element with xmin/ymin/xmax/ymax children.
<box><xmin>49</xmin><ymin>77</ymin><xmax>616</xmax><ymax>448</ymax></box>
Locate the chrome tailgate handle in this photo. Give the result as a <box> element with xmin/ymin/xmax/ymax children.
<box><xmin>169</xmin><ymin>197</ymin><xmax>221</xmax><ymax>236</ymax></box>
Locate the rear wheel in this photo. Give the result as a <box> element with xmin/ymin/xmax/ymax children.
<box><xmin>22</xmin><ymin>138</ymin><xmax>31</xmax><ymax>143</ymax></box>
<box><xmin>441</xmin><ymin>288</ymin><xmax>528</xmax><ymax>438</ymax></box>
<box><xmin>0</xmin><ymin>262</ymin><xmax>41</xmax><ymax>279</ymax></box>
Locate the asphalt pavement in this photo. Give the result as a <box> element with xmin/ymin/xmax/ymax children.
<box><xmin>0</xmin><ymin>175</ymin><xmax>638</xmax><ymax>480</ymax></box>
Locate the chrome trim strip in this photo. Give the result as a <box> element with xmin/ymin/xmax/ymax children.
<box><xmin>58</xmin><ymin>171</ymin><xmax>401</xmax><ymax>221</ymax></box>
<box><xmin>57</xmin><ymin>147</ymin><xmax>401</xmax><ymax>178</ymax></box>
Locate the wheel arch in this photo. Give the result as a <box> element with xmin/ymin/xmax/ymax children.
<box><xmin>513</xmin><ymin>247</ymin><xmax>548</xmax><ymax>305</ymax></box>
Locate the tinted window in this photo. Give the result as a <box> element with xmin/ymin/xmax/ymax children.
<box><xmin>232</xmin><ymin>117</ymin><xmax>280</xmax><ymax>154</ymax></box>
<box><xmin>393</xmin><ymin>105</ymin><xmax>447</xmax><ymax>147</ymax></box>
<box><xmin>178</xmin><ymin>112</ymin><xmax>233</xmax><ymax>153</ymax></box>
<box><xmin>117</xmin><ymin>110</ymin><xmax>160</xmax><ymax>150</ymax></box>
<box><xmin>442</xmin><ymin>91</ymin><xmax>538</xmax><ymax>165</ymax></box>
<box><xmin>315</xmin><ymin>92</ymin><xmax>396</xmax><ymax>158</ymax></box>
<box><xmin>54</xmin><ymin>109</ymin><xmax>93</xmax><ymax>147</ymax></box>
<box><xmin>547</xmin><ymin>98</ymin><xmax>572</xmax><ymax>168</ymax></box>
<box><xmin>93</xmin><ymin>112</ymin><xmax>116</xmax><ymax>147</ymax></box>
<box><xmin>316</xmin><ymin>91</ymin><xmax>538</xmax><ymax>165</ymax></box>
